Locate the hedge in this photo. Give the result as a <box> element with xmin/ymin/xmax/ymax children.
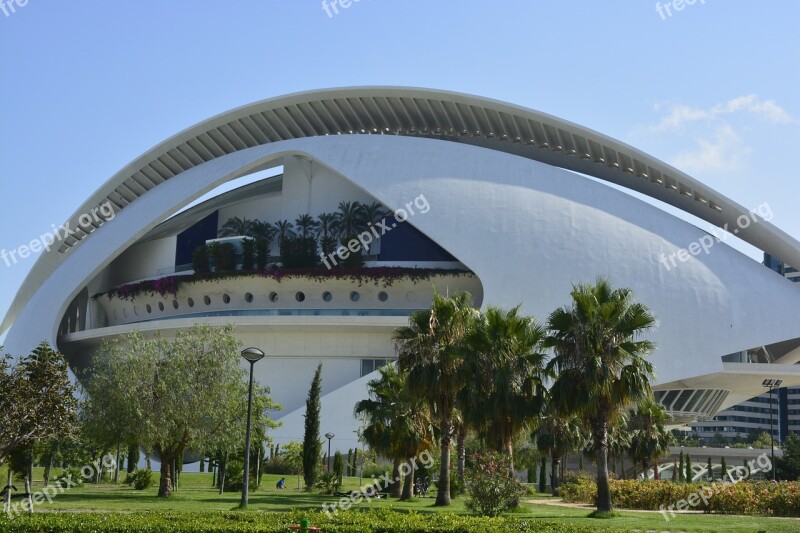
<box><xmin>560</xmin><ymin>478</ymin><xmax>800</xmax><ymax>517</ymax></box>
<box><xmin>0</xmin><ymin>509</ymin><xmax>627</xmax><ymax>532</ymax></box>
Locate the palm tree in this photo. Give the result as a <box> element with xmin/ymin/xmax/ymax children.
<box><xmin>627</xmin><ymin>398</ymin><xmax>672</xmax><ymax>480</ymax></box>
<box><xmin>532</xmin><ymin>409</ymin><xmax>585</xmax><ymax>496</ymax></box>
<box><xmin>463</xmin><ymin>305</ymin><xmax>550</xmax><ymax>473</ymax></box>
<box><xmin>294</xmin><ymin>214</ymin><xmax>319</xmax><ymax>238</ymax></box>
<box><xmin>354</xmin><ymin>365</ymin><xmax>434</xmax><ymax>499</ymax></box>
<box><xmin>316</xmin><ymin>212</ymin><xmax>339</xmax><ymax>256</ymax></box>
<box><xmin>273</xmin><ymin>220</ymin><xmax>295</xmax><ymax>247</ymax></box>
<box><xmin>316</xmin><ymin>212</ymin><xmax>338</xmax><ymax>239</ymax></box>
<box><xmin>544</xmin><ymin>278</ymin><xmax>657</xmax><ymax>513</ymax></box>
<box><xmin>249</xmin><ymin>220</ymin><xmax>276</xmax><ymax>245</ymax></box>
<box><xmin>395</xmin><ymin>291</ymin><xmax>477</xmax><ymax>506</ymax></box>
<box><xmin>218</xmin><ymin>216</ymin><xmax>253</xmax><ymax>237</ymax></box>
<box><xmin>335</xmin><ymin>201</ymin><xmax>363</xmax><ymax>238</ymax></box>
<box><xmin>358</xmin><ymin>202</ymin><xmax>389</xmax><ymax>254</ymax></box>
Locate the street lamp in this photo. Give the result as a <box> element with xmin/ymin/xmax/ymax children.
<box><xmin>325</xmin><ymin>432</ymin><xmax>335</xmax><ymax>472</ymax></box>
<box><xmin>762</xmin><ymin>378</ymin><xmax>782</xmax><ymax>481</ymax></box>
<box><xmin>241</xmin><ymin>347</ymin><xmax>266</xmax><ymax>507</ymax></box>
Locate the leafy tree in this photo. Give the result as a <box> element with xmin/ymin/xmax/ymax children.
<box><xmin>545</xmin><ymin>278</ymin><xmax>656</xmax><ymax>513</ymax></box>
<box><xmin>218</xmin><ymin>216</ymin><xmax>254</xmax><ymax>237</ymax></box>
<box><xmin>627</xmin><ymin>398</ymin><xmax>672</xmax><ymax>480</ymax></box>
<box><xmin>750</xmin><ymin>431</ymin><xmax>773</xmax><ymax>449</ymax></box>
<box><xmin>302</xmin><ymin>364</ymin><xmax>323</xmax><ymax>491</ymax></box>
<box><xmin>395</xmin><ymin>291</ymin><xmax>478</xmax><ymax>506</ymax></box>
<box><xmin>720</xmin><ymin>456</ymin><xmax>728</xmax><ymax>481</ymax></box>
<box><xmin>84</xmin><ymin>325</ymin><xmax>248</xmax><ymax>497</ymax></box>
<box><xmin>678</xmin><ymin>451</ymin><xmax>685</xmax><ymax>482</ymax></box>
<box><xmin>0</xmin><ymin>343</ymin><xmax>79</xmax><ymax>469</ymax></box>
<box><xmin>776</xmin><ymin>433</ymin><xmax>800</xmax><ymax>480</ymax></box>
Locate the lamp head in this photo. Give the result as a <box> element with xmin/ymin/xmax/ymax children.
<box><xmin>241</xmin><ymin>347</ymin><xmax>266</xmax><ymax>364</ymax></box>
<box><xmin>325</xmin><ymin>432</ymin><xmax>335</xmax><ymax>440</ymax></box>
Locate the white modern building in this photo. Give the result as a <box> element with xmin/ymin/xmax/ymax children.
<box><xmin>3</xmin><ymin>87</ymin><xmax>800</xmax><ymax>452</ymax></box>
<box><xmin>689</xmin><ymin>254</ymin><xmax>800</xmax><ymax>442</ymax></box>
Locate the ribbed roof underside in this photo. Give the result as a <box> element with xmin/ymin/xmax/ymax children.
<box><xmin>60</xmin><ymin>88</ymin><xmax>733</xmax><ymax>253</ymax></box>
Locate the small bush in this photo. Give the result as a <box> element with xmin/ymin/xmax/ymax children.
<box><xmin>465</xmin><ymin>451</ymin><xmax>526</xmax><ymax>517</ymax></box>
<box><xmin>223</xmin><ymin>459</ymin><xmax>257</xmax><ymax>492</ymax></box>
<box><xmin>53</xmin><ymin>468</ymin><xmax>83</xmax><ymax>488</ymax></box>
<box><xmin>124</xmin><ymin>468</ymin><xmax>153</xmax><ymax>490</ymax></box>
<box><xmin>315</xmin><ymin>471</ymin><xmax>341</xmax><ymax>494</ymax></box>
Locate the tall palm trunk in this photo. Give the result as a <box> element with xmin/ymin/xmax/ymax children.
<box><xmin>456</xmin><ymin>424</ymin><xmax>466</xmax><ymax>489</ymax></box>
<box><xmin>436</xmin><ymin>414</ymin><xmax>452</xmax><ymax>506</ymax></box>
<box><xmin>400</xmin><ymin>460</ymin><xmax>415</xmax><ymax>500</ymax></box>
<box><xmin>594</xmin><ymin>422</ymin><xmax>612</xmax><ymax>512</ymax></box>
<box><xmin>505</xmin><ymin>436</ymin><xmax>515</xmax><ymax>476</ymax></box>
<box><xmin>390</xmin><ymin>458</ymin><xmax>402</xmax><ymax>498</ymax></box>
<box><xmin>550</xmin><ymin>455</ymin><xmax>561</xmax><ymax>496</ymax></box>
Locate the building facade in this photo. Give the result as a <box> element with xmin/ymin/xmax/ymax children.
<box><xmin>690</xmin><ymin>255</ymin><xmax>800</xmax><ymax>442</ymax></box>
<box><xmin>3</xmin><ymin>87</ymin><xmax>800</xmax><ymax>452</ymax></box>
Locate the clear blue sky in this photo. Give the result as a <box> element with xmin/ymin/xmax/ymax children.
<box><xmin>1</xmin><ymin>0</ymin><xmax>798</xmax><ymax>343</ymax></box>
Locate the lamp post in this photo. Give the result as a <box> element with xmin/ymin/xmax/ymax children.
<box><xmin>241</xmin><ymin>347</ymin><xmax>266</xmax><ymax>507</ymax></box>
<box><xmin>325</xmin><ymin>432</ymin><xmax>335</xmax><ymax>472</ymax></box>
<box><xmin>762</xmin><ymin>378</ymin><xmax>782</xmax><ymax>481</ymax></box>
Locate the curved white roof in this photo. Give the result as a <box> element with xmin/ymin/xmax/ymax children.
<box><xmin>4</xmin><ymin>86</ymin><xmax>800</xmax><ymax>333</ymax></box>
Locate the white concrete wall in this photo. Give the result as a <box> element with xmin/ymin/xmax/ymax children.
<box><xmin>106</xmin><ymin>236</ymin><xmax>177</xmax><ymax>287</ymax></box>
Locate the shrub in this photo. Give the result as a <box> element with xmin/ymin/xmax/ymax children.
<box><xmin>0</xmin><ymin>509</ymin><xmax>630</xmax><ymax>532</ymax></box>
<box><xmin>223</xmin><ymin>459</ymin><xmax>257</xmax><ymax>492</ymax></box>
<box><xmin>315</xmin><ymin>471</ymin><xmax>341</xmax><ymax>494</ymax></box>
<box><xmin>213</xmin><ymin>243</ymin><xmax>236</xmax><ymax>271</ymax></box>
<box><xmin>561</xmin><ymin>478</ymin><xmax>800</xmax><ymax>517</ymax></box>
<box><xmin>53</xmin><ymin>468</ymin><xmax>83</xmax><ymax>488</ymax></box>
<box><xmin>124</xmin><ymin>468</ymin><xmax>154</xmax><ymax>490</ymax></box>
<box><xmin>465</xmin><ymin>451</ymin><xmax>526</xmax><ymax>517</ymax></box>
<box><xmin>192</xmin><ymin>245</ymin><xmax>209</xmax><ymax>274</ymax></box>
<box><xmin>241</xmin><ymin>238</ymin><xmax>255</xmax><ymax>270</ymax></box>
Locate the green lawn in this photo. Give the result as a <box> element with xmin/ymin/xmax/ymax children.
<box><xmin>2</xmin><ymin>467</ymin><xmax>799</xmax><ymax>531</ymax></box>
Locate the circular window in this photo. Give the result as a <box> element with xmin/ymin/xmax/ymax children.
<box><xmin>378</xmin><ymin>291</ymin><xmax>389</xmax><ymax>302</ymax></box>
<box><xmin>322</xmin><ymin>291</ymin><xmax>333</xmax><ymax>302</ymax></box>
<box><xmin>350</xmin><ymin>291</ymin><xmax>360</xmax><ymax>302</ymax></box>
<box><xmin>245</xmin><ymin>292</ymin><xmax>254</xmax><ymax>303</ymax></box>
<box><xmin>146</xmin><ymin>304</ymin><xmax>152</xmax><ymax>314</ymax></box>
<box><xmin>172</xmin><ymin>300</ymin><xmax>179</xmax><ymax>309</ymax></box>
<box><xmin>188</xmin><ymin>298</ymin><xmax>195</xmax><ymax>308</ymax></box>
<box><xmin>406</xmin><ymin>291</ymin><xmax>417</xmax><ymax>302</ymax></box>
<box><xmin>158</xmin><ymin>302</ymin><xmax>165</xmax><ymax>312</ymax></box>
<box><xmin>223</xmin><ymin>294</ymin><xmax>231</xmax><ymax>304</ymax></box>
<box><xmin>295</xmin><ymin>291</ymin><xmax>306</xmax><ymax>302</ymax></box>
<box><xmin>204</xmin><ymin>295</ymin><xmax>211</xmax><ymax>306</ymax></box>
<box><xmin>269</xmin><ymin>292</ymin><xmax>279</xmax><ymax>302</ymax></box>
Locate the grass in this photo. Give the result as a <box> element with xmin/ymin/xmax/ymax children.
<box><xmin>1</xmin><ymin>466</ymin><xmax>799</xmax><ymax>531</ymax></box>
